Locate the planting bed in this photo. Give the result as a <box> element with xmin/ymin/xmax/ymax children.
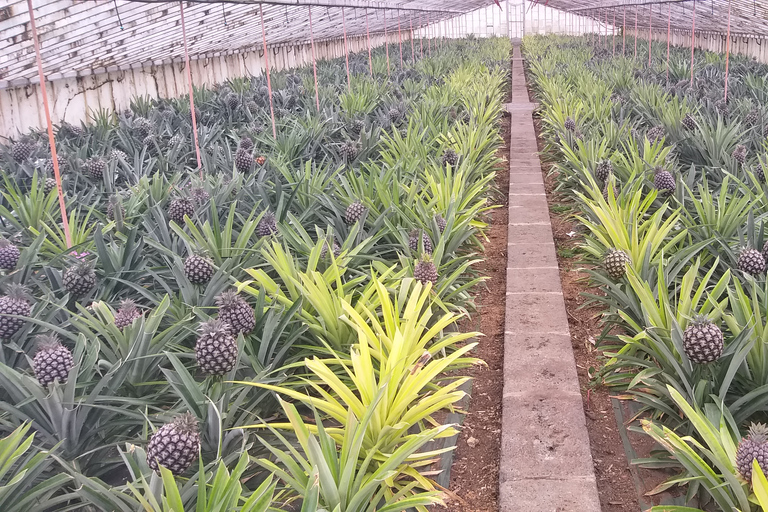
<box><xmin>524</xmin><ymin>33</ymin><xmax>768</xmax><ymax>512</ymax></box>
<box><xmin>0</xmin><ymin>37</ymin><xmax>510</xmax><ymax>511</ymax></box>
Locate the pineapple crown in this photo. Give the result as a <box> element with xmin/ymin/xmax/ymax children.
<box><xmin>216</xmin><ymin>290</ymin><xmax>244</xmax><ymax>308</ymax></box>
<box><xmin>70</xmin><ymin>260</ymin><xmax>95</xmax><ymax>276</ymax></box>
<box><xmin>0</xmin><ymin>238</ymin><xmax>15</xmax><ymax>249</ymax></box>
<box><xmin>170</xmin><ymin>412</ymin><xmax>200</xmax><ymax>435</ymax></box>
<box><xmin>172</xmin><ymin>197</ymin><xmax>193</xmax><ymax>207</ymax></box>
<box><xmin>198</xmin><ymin>318</ymin><xmax>232</xmax><ymax>337</ymax></box>
<box><xmin>747</xmin><ymin>423</ymin><xmax>768</xmax><ymax>444</ymax></box>
<box><xmin>34</xmin><ymin>333</ymin><xmax>64</xmax><ymax>352</ymax></box>
<box><xmin>118</xmin><ymin>299</ymin><xmax>139</xmax><ymax>314</ymax></box>
<box><xmin>653</xmin><ymin>166</ymin><xmax>667</xmax><ymax>175</ymax></box>
<box><xmin>418</xmin><ymin>253</ymin><xmax>435</xmax><ymax>264</ymax></box>
<box><xmin>3</xmin><ymin>284</ymin><xmax>31</xmax><ymax>302</ymax></box>
<box><xmin>689</xmin><ymin>314</ymin><xmax>715</xmax><ymax>327</ymax></box>
<box><xmin>108</xmin><ymin>194</ymin><xmax>121</xmax><ymax>206</ymax></box>
<box><xmin>261</xmin><ymin>211</ymin><xmax>275</xmax><ymax>221</ymax></box>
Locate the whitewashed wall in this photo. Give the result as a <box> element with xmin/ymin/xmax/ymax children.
<box><xmin>0</xmin><ymin>33</ymin><xmax>401</xmax><ymax>138</ymax></box>
<box><xmin>416</xmin><ymin>1</ymin><xmax>615</xmax><ymax>40</ymax></box>
<box><xmin>628</xmin><ymin>29</ymin><xmax>768</xmax><ymax>65</ymax></box>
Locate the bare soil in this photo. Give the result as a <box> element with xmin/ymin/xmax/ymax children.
<box><xmin>442</xmin><ymin>108</ymin><xmax>510</xmax><ymax>512</ymax></box>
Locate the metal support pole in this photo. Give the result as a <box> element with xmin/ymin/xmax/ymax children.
<box><xmin>259</xmin><ymin>4</ymin><xmax>277</xmax><ymax>139</ymax></box>
<box><xmin>623</xmin><ymin>7</ymin><xmax>626</xmax><ymax>55</ymax></box>
<box><xmin>342</xmin><ymin>7</ymin><xmax>350</xmax><ymax>90</ymax></box>
<box><xmin>410</xmin><ymin>15</ymin><xmax>415</xmax><ymax>60</ymax></box>
<box><xmin>666</xmin><ymin>3</ymin><xmax>671</xmax><ymax>83</ymax></box>
<box><xmin>612</xmin><ymin>9</ymin><xmax>616</xmax><ymax>54</ymax></box>
<box><xmin>26</xmin><ymin>0</ymin><xmax>71</xmax><ymax>248</ymax></box>
<box><xmin>648</xmin><ymin>5</ymin><xmax>652</xmax><ymax>67</ymax></box>
<box><xmin>724</xmin><ymin>0</ymin><xmax>731</xmax><ymax>101</ymax></box>
<box><xmin>384</xmin><ymin>11</ymin><xmax>390</xmax><ymax>75</ymax></box>
<box><xmin>309</xmin><ymin>6</ymin><xmax>320</xmax><ymax>109</ymax></box>
<box><xmin>365</xmin><ymin>8</ymin><xmax>373</xmax><ymax>77</ymax></box>
<box><xmin>634</xmin><ymin>7</ymin><xmax>638</xmax><ymax>58</ymax></box>
<box><xmin>398</xmin><ymin>9</ymin><xmax>403</xmax><ymax>67</ymax></box>
<box><xmin>690</xmin><ymin>0</ymin><xmax>696</xmax><ymax>86</ymax></box>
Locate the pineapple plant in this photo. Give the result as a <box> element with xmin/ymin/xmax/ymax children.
<box><xmin>234</xmin><ymin>148</ymin><xmax>253</xmax><ymax>172</ymax></box>
<box><xmin>184</xmin><ymin>254</ymin><xmax>214</xmax><ymax>284</ymax></box>
<box><xmin>736</xmin><ymin>423</ymin><xmax>768</xmax><ymax>483</ymax></box>
<box><xmin>190</xmin><ymin>187</ymin><xmax>210</xmax><ymax>206</ymax></box>
<box><xmin>682</xmin><ymin>315</ymin><xmax>724</xmax><ymax>363</ymax></box>
<box><xmin>168</xmin><ymin>134</ymin><xmax>184</xmax><ymax>147</ymax></box>
<box><xmin>716</xmin><ymin>100</ymin><xmax>729</xmax><ymax>117</ymax></box>
<box><xmin>595</xmin><ymin>160</ymin><xmax>613</xmax><ymax>182</ymax></box>
<box><xmin>133</xmin><ymin>117</ymin><xmax>152</xmax><ymax>138</ymax></box>
<box><xmin>388</xmin><ymin>107</ymin><xmax>401</xmax><ymax>123</ymax></box>
<box><xmin>414</xmin><ymin>255</ymin><xmax>438</xmax><ymax>285</ymax></box>
<box><xmin>603</xmin><ymin>248</ymin><xmax>630</xmax><ymax>280</ymax></box>
<box><xmin>351</xmin><ymin>119</ymin><xmax>365</xmax><ymax>134</ymax></box>
<box><xmin>408</xmin><ymin>229</ymin><xmax>433</xmax><ymax>255</ymax></box>
<box><xmin>0</xmin><ymin>285</ymin><xmax>31</xmax><ymax>339</ymax></box>
<box><xmin>653</xmin><ymin>167</ymin><xmax>676</xmax><ymax>195</ymax></box>
<box><xmin>195</xmin><ymin>319</ymin><xmax>238</xmax><ymax>376</ymax></box>
<box><xmin>256</xmin><ymin>211</ymin><xmax>278</xmax><ymax>237</ymax></box>
<box><xmin>435</xmin><ymin>214</ymin><xmax>447</xmax><ymax>233</ymax></box>
<box><xmin>564</xmin><ymin>117</ymin><xmax>576</xmax><ymax>132</ymax></box>
<box><xmin>146</xmin><ymin>413</ymin><xmax>200</xmax><ymax>475</ymax></box>
<box><xmin>339</xmin><ymin>142</ymin><xmax>359</xmax><ymax>161</ymax></box>
<box><xmin>168</xmin><ymin>197</ymin><xmax>195</xmax><ymax>224</ymax></box>
<box><xmin>646</xmin><ymin>125</ymin><xmax>666</xmax><ymax>145</ymax></box>
<box><xmin>11</xmin><ymin>140</ymin><xmax>34</xmax><ymax>163</ymax></box>
<box><xmin>45</xmin><ymin>156</ymin><xmax>69</xmax><ymax>174</ymax></box>
<box><xmin>43</xmin><ymin>178</ymin><xmax>57</xmax><ymax>194</ymax></box>
<box><xmin>114</xmin><ymin>300</ymin><xmax>142</xmax><ymax>330</ymax></box>
<box><xmin>441</xmin><ymin>148</ymin><xmax>459</xmax><ymax>167</ymax></box>
<box><xmin>320</xmin><ymin>238</ymin><xmax>342</xmax><ymax>258</ymax></box>
<box><xmin>106</xmin><ymin>195</ymin><xmax>125</xmax><ymax>222</ymax></box>
<box><xmin>738</xmin><ymin>248</ymin><xmax>766</xmax><ymax>276</ymax></box>
<box><xmin>732</xmin><ymin>144</ymin><xmax>747</xmax><ymax>164</ymax></box>
<box><xmin>681</xmin><ymin>113</ymin><xmax>697</xmax><ymax>131</ymax></box>
<box><xmin>0</xmin><ymin>239</ymin><xmax>20</xmax><ymax>270</ymax></box>
<box><xmin>225</xmin><ymin>93</ymin><xmax>240</xmax><ymax>110</ymax></box>
<box><xmin>63</xmin><ymin>261</ymin><xmax>97</xmax><ymax>298</ymax></box>
<box><xmin>754</xmin><ymin>165</ymin><xmax>765</xmax><ymax>183</ymax></box>
<box><xmin>32</xmin><ymin>334</ymin><xmax>74</xmax><ymax>387</ymax></box>
<box><xmin>216</xmin><ymin>291</ymin><xmax>255</xmax><ymax>335</ymax></box>
<box><xmin>238</xmin><ymin>137</ymin><xmax>254</xmax><ymax>151</ymax></box>
<box><xmin>84</xmin><ymin>158</ymin><xmax>106</xmax><ymax>180</ymax></box>
<box><xmin>746</xmin><ymin>109</ymin><xmax>760</xmax><ymax>126</ymax></box>
<box><xmin>110</xmin><ymin>149</ymin><xmax>128</xmax><ymax>162</ymax></box>
<box><xmin>344</xmin><ymin>201</ymin><xmax>367</xmax><ymax>225</ymax></box>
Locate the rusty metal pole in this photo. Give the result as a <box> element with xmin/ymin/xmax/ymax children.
<box><xmin>179</xmin><ymin>1</ymin><xmax>203</xmax><ymax>175</ymax></box>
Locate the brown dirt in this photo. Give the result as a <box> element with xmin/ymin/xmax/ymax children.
<box><xmin>442</xmin><ymin>108</ymin><xmax>510</xmax><ymax>512</ymax></box>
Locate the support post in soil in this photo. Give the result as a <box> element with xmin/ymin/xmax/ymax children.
<box><xmin>690</xmin><ymin>0</ymin><xmax>696</xmax><ymax>87</ymax></box>
<box><xmin>26</xmin><ymin>0</ymin><xmax>71</xmax><ymax>248</ymax></box>
<box><xmin>648</xmin><ymin>5</ymin><xmax>652</xmax><ymax>67</ymax></box>
<box><xmin>724</xmin><ymin>0</ymin><xmax>731</xmax><ymax>101</ymax></box>
<box><xmin>623</xmin><ymin>6</ymin><xmax>626</xmax><ymax>55</ymax></box>
<box><xmin>612</xmin><ymin>8</ymin><xmax>616</xmax><ymax>55</ymax></box>
<box><xmin>365</xmin><ymin>8</ymin><xmax>373</xmax><ymax>77</ymax></box>
<box><xmin>634</xmin><ymin>7</ymin><xmax>638</xmax><ymax>58</ymax></box>
<box><xmin>342</xmin><ymin>7</ymin><xmax>350</xmax><ymax>91</ymax></box>
<box><xmin>385</xmin><ymin>11</ymin><xmax>391</xmax><ymax>75</ymax></box>
<box><xmin>179</xmin><ymin>1</ymin><xmax>203</xmax><ymax>175</ymax></box>
<box><xmin>398</xmin><ymin>9</ymin><xmax>403</xmax><ymax>67</ymax></box>
<box><xmin>309</xmin><ymin>6</ymin><xmax>321</xmax><ymax>109</ymax></box>
<box><xmin>410</xmin><ymin>14</ymin><xmax>415</xmax><ymax>61</ymax></box>
<box><xmin>666</xmin><ymin>2</ymin><xmax>671</xmax><ymax>83</ymax></box>
<box><xmin>259</xmin><ymin>4</ymin><xmax>277</xmax><ymax>139</ymax></box>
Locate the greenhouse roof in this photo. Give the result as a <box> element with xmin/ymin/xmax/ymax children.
<box><xmin>1</xmin><ymin>0</ymin><xmax>495</xmax><ymax>88</ymax></box>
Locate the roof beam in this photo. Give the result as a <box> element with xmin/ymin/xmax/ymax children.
<box><xmin>123</xmin><ymin>0</ymin><xmax>464</xmax><ymax>15</ymax></box>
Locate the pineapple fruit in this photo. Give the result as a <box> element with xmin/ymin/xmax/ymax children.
<box><xmin>146</xmin><ymin>413</ymin><xmax>200</xmax><ymax>475</ymax></box>
<box><xmin>63</xmin><ymin>262</ymin><xmax>97</xmax><ymax>298</ymax></box>
<box><xmin>0</xmin><ymin>285</ymin><xmax>31</xmax><ymax>339</ymax></box>
<box><xmin>738</xmin><ymin>248</ymin><xmax>766</xmax><ymax>276</ymax></box>
<box><xmin>195</xmin><ymin>319</ymin><xmax>238</xmax><ymax>376</ymax></box>
<box><xmin>168</xmin><ymin>197</ymin><xmax>195</xmax><ymax>224</ymax></box>
<box><xmin>115</xmin><ymin>300</ymin><xmax>142</xmax><ymax>330</ymax></box>
<box><xmin>184</xmin><ymin>255</ymin><xmax>214</xmax><ymax>284</ymax></box>
<box><xmin>33</xmin><ymin>334</ymin><xmax>74</xmax><ymax>387</ymax></box>
<box><xmin>414</xmin><ymin>255</ymin><xmax>438</xmax><ymax>285</ymax></box>
<box><xmin>737</xmin><ymin>423</ymin><xmax>768</xmax><ymax>483</ymax></box>
<box><xmin>345</xmin><ymin>201</ymin><xmax>367</xmax><ymax>225</ymax></box>
<box><xmin>603</xmin><ymin>249</ymin><xmax>630</xmax><ymax>279</ymax></box>
<box><xmin>216</xmin><ymin>291</ymin><xmax>255</xmax><ymax>335</ymax></box>
<box><xmin>0</xmin><ymin>239</ymin><xmax>20</xmax><ymax>270</ymax></box>
<box><xmin>682</xmin><ymin>316</ymin><xmax>723</xmax><ymax>363</ymax></box>
<box><xmin>256</xmin><ymin>212</ymin><xmax>278</xmax><ymax>237</ymax></box>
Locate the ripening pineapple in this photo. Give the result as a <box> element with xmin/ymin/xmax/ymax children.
<box><xmin>256</xmin><ymin>211</ymin><xmax>278</xmax><ymax>237</ymax></box>
<box><xmin>736</xmin><ymin>423</ymin><xmax>768</xmax><ymax>483</ymax></box>
<box><xmin>435</xmin><ymin>214</ymin><xmax>447</xmax><ymax>233</ymax></box>
<box><xmin>320</xmin><ymin>238</ymin><xmax>342</xmax><ymax>258</ymax></box>
<box><xmin>167</xmin><ymin>197</ymin><xmax>195</xmax><ymax>224</ymax></box>
<box><xmin>441</xmin><ymin>148</ymin><xmax>459</xmax><ymax>167</ymax></box>
<box><xmin>45</xmin><ymin>156</ymin><xmax>69</xmax><ymax>175</ymax></box>
<box><xmin>195</xmin><ymin>319</ymin><xmax>238</xmax><ymax>376</ymax></box>
<box><xmin>184</xmin><ymin>254</ymin><xmax>214</xmax><ymax>284</ymax></box>
<box><xmin>133</xmin><ymin>117</ymin><xmax>151</xmax><ymax>138</ymax></box>
<box><xmin>106</xmin><ymin>195</ymin><xmax>125</xmax><ymax>222</ymax></box>
<box><xmin>345</xmin><ymin>201</ymin><xmax>367</xmax><ymax>225</ymax></box>
<box><xmin>0</xmin><ymin>285</ymin><xmax>31</xmax><ymax>339</ymax></box>
<box><xmin>414</xmin><ymin>255</ymin><xmax>438</xmax><ymax>286</ymax></box>
<box><xmin>646</xmin><ymin>126</ymin><xmax>666</xmax><ymax>145</ymax></box>
<box><xmin>168</xmin><ymin>134</ymin><xmax>184</xmax><ymax>147</ymax></box>
<box><xmin>84</xmin><ymin>158</ymin><xmax>106</xmax><ymax>180</ymax></box>
<box><xmin>234</xmin><ymin>148</ymin><xmax>253</xmax><ymax>173</ymax></box>
<box><xmin>216</xmin><ymin>291</ymin><xmax>255</xmax><ymax>335</ymax></box>
<box><xmin>732</xmin><ymin>145</ymin><xmax>747</xmax><ymax>165</ymax></box>
<box><xmin>388</xmin><ymin>107</ymin><xmax>401</xmax><ymax>123</ymax></box>
<box><xmin>653</xmin><ymin>167</ymin><xmax>676</xmax><ymax>196</ymax></box>
<box><xmin>738</xmin><ymin>248</ymin><xmax>766</xmax><ymax>276</ymax></box>
<box><xmin>11</xmin><ymin>140</ymin><xmax>34</xmax><ymax>163</ymax></box>
<box><xmin>351</xmin><ymin>119</ymin><xmax>365</xmax><ymax>135</ymax></box>
<box><xmin>682</xmin><ymin>315</ymin><xmax>724</xmax><ymax>364</ymax></box>
<box><xmin>225</xmin><ymin>93</ymin><xmax>240</xmax><ymax>110</ymax></box>
<box><xmin>63</xmin><ymin>261</ymin><xmax>97</xmax><ymax>298</ymax></box>
<box><xmin>595</xmin><ymin>160</ymin><xmax>613</xmax><ymax>182</ymax></box>
<box><xmin>0</xmin><ymin>239</ymin><xmax>20</xmax><ymax>270</ymax></box>
<box><xmin>681</xmin><ymin>113</ymin><xmax>697</xmax><ymax>131</ymax></box>
<box><xmin>754</xmin><ymin>165</ymin><xmax>766</xmax><ymax>183</ymax></box>
<box><xmin>44</xmin><ymin>178</ymin><xmax>57</xmax><ymax>195</ymax></box>
<box><xmin>110</xmin><ymin>149</ymin><xmax>128</xmax><ymax>162</ymax></box>
<box><xmin>339</xmin><ymin>142</ymin><xmax>359</xmax><ymax>161</ymax></box>
<box><xmin>146</xmin><ymin>413</ymin><xmax>200</xmax><ymax>475</ymax></box>
<box><xmin>33</xmin><ymin>334</ymin><xmax>74</xmax><ymax>387</ymax></box>
<box><xmin>716</xmin><ymin>100</ymin><xmax>729</xmax><ymax>117</ymax></box>
<box><xmin>114</xmin><ymin>299</ymin><xmax>142</xmax><ymax>330</ymax></box>
<box><xmin>408</xmin><ymin>229</ymin><xmax>433</xmax><ymax>255</ymax></box>
<box><xmin>190</xmin><ymin>187</ymin><xmax>210</xmax><ymax>207</ymax></box>
<box><xmin>745</xmin><ymin>109</ymin><xmax>760</xmax><ymax>126</ymax></box>
<box><xmin>238</xmin><ymin>137</ymin><xmax>254</xmax><ymax>151</ymax></box>
<box><xmin>603</xmin><ymin>249</ymin><xmax>630</xmax><ymax>280</ymax></box>
<box><xmin>564</xmin><ymin>117</ymin><xmax>576</xmax><ymax>132</ymax></box>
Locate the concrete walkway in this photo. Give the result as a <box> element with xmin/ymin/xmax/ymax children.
<box><xmin>499</xmin><ymin>44</ymin><xmax>602</xmax><ymax>511</ymax></box>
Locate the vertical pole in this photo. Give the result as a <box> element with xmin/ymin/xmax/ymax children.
<box><xmin>648</xmin><ymin>5</ymin><xmax>652</xmax><ymax>67</ymax></box>
<box><xmin>309</xmin><ymin>6</ymin><xmax>320</xmax><ymax>109</ymax></box>
<box><xmin>342</xmin><ymin>7</ymin><xmax>350</xmax><ymax>90</ymax></box>
<box><xmin>398</xmin><ymin>10</ymin><xmax>403</xmax><ymax>67</ymax></box>
<box><xmin>598</xmin><ymin>10</ymin><xmax>602</xmax><ymax>44</ymax></box>
<box><xmin>427</xmin><ymin>14</ymin><xmax>431</xmax><ymax>55</ymax></box>
<box><xmin>179</xmin><ymin>1</ymin><xmax>203</xmax><ymax>175</ymax></box>
<box><xmin>26</xmin><ymin>0</ymin><xmax>71</xmax><ymax>248</ymax></box>
<box><xmin>384</xmin><ymin>11</ymin><xmax>390</xmax><ymax>75</ymax></box>
<box><xmin>410</xmin><ymin>15</ymin><xmax>415</xmax><ymax>60</ymax></box>
<box><xmin>419</xmin><ymin>13</ymin><xmax>424</xmax><ymax>57</ymax></box>
<box><xmin>623</xmin><ymin>7</ymin><xmax>626</xmax><ymax>55</ymax></box>
<box><xmin>634</xmin><ymin>7</ymin><xmax>638</xmax><ymax>59</ymax></box>
<box><xmin>690</xmin><ymin>0</ymin><xmax>696</xmax><ymax>86</ymax></box>
<box><xmin>365</xmin><ymin>8</ymin><xmax>373</xmax><ymax>77</ymax></box>
<box><xmin>666</xmin><ymin>2</ymin><xmax>671</xmax><ymax>83</ymax></box>
<box><xmin>724</xmin><ymin>0</ymin><xmax>731</xmax><ymax>101</ymax></box>
<box><xmin>612</xmin><ymin>9</ymin><xmax>616</xmax><ymax>55</ymax></box>
<box><xmin>259</xmin><ymin>5</ymin><xmax>277</xmax><ymax>139</ymax></box>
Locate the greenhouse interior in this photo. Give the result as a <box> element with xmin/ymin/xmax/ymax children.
<box><xmin>4</xmin><ymin>0</ymin><xmax>768</xmax><ymax>511</ymax></box>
